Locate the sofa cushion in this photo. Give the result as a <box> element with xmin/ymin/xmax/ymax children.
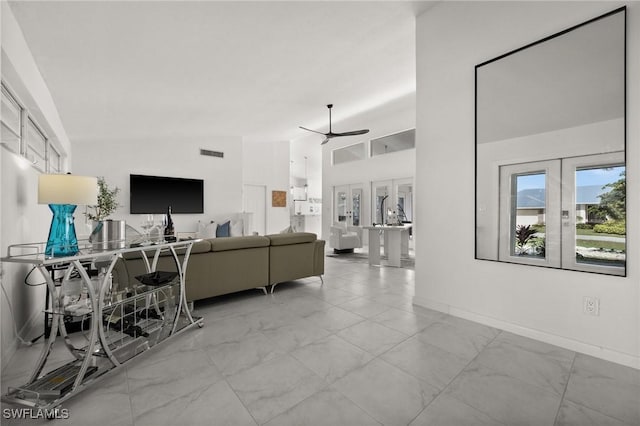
<box><xmin>210</xmin><ymin>235</ymin><xmax>270</xmax><ymax>252</ymax></box>
<box><xmin>267</xmin><ymin>232</ymin><xmax>317</xmax><ymax>246</ymax></box>
<box><xmin>230</xmin><ymin>218</ymin><xmax>244</xmax><ymax>236</ymax></box>
<box><xmin>190</xmin><ymin>240</ymin><xmax>214</xmax><ymax>254</ymax></box>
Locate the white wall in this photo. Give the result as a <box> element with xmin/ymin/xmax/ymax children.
<box><xmin>321</xmin><ymin>92</ymin><xmax>416</xmax><ymax>241</ymax></box>
<box><xmin>1</xmin><ymin>2</ymin><xmax>73</xmax><ymax>367</ymax></box>
<box><xmin>415</xmin><ymin>1</ymin><xmax>639</xmax><ymax>368</ymax></box>
<box><xmin>242</xmin><ymin>140</ymin><xmax>290</xmax><ymax>234</ymax></box>
<box><xmin>72</xmin><ymin>137</ymin><xmax>243</xmax><ymax>235</ymax></box>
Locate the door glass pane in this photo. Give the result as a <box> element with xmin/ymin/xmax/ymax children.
<box><xmin>575</xmin><ymin>165</ymin><xmax>625</xmax><ymax>268</ymax></box>
<box><xmin>352</xmin><ymin>189</ymin><xmax>361</xmax><ymax>226</ymax></box>
<box><xmin>336</xmin><ymin>191</ymin><xmax>347</xmax><ymax>223</ymax></box>
<box><xmin>511</xmin><ymin>173</ymin><xmax>546</xmax><ymax>258</ymax></box>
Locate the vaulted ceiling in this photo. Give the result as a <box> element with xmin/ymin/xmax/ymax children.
<box><xmin>9</xmin><ymin>1</ymin><xmax>430</xmax><ymax>146</ymax></box>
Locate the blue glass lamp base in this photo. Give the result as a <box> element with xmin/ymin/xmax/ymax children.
<box><xmin>45</xmin><ymin>204</ymin><xmax>79</xmax><ymax>257</ymax></box>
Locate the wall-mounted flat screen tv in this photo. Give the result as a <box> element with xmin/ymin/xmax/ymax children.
<box><xmin>130</xmin><ymin>174</ymin><xmax>204</xmax><ymax>214</ymax></box>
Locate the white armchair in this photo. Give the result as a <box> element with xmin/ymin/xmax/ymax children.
<box><xmin>329</xmin><ymin>222</ymin><xmax>363</xmax><ymax>253</ymax></box>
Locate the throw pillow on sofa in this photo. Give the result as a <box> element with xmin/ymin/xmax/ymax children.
<box><xmin>230</xmin><ymin>219</ymin><xmax>244</xmax><ymax>237</ymax></box>
<box><xmin>217</xmin><ymin>220</ymin><xmax>231</xmax><ymax>237</ymax></box>
<box><xmin>197</xmin><ymin>221</ymin><xmax>217</xmax><ymax>239</ymax></box>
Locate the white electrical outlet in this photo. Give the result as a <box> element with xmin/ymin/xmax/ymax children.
<box><xmin>583</xmin><ymin>296</ymin><xmax>600</xmax><ymax>316</ymax></box>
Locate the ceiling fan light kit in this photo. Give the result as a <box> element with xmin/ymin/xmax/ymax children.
<box><xmin>300</xmin><ymin>104</ymin><xmax>370</xmax><ymax>145</ymax></box>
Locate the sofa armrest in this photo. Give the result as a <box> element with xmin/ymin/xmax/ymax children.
<box><xmin>347</xmin><ymin>226</ymin><xmax>363</xmax><ymax>240</ymax></box>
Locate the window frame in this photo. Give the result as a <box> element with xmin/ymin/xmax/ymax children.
<box><xmin>332</xmin><ymin>142</ymin><xmax>366</xmax><ymax>166</ymax></box>
<box><xmin>1</xmin><ymin>82</ymin><xmax>24</xmax><ymax>155</ymax></box>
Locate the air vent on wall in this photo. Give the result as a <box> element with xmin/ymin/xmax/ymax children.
<box><xmin>200</xmin><ymin>149</ymin><xmax>224</xmax><ymax>158</ymax></box>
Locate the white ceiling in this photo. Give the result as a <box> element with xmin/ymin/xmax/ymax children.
<box><xmin>8</xmin><ymin>1</ymin><xmax>430</xmax><ymax>147</ymax></box>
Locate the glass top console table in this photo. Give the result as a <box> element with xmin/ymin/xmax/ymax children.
<box><xmin>1</xmin><ymin>239</ymin><xmax>203</xmax><ymax>410</ymax></box>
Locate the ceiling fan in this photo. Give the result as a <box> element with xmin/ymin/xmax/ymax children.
<box><xmin>300</xmin><ymin>104</ymin><xmax>370</xmax><ymax>145</ymax></box>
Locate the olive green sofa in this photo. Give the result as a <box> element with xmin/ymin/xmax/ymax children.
<box><xmin>113</xmin><ymin>232</ymin><xmax>325</xmax><ymax>302</ymax></box>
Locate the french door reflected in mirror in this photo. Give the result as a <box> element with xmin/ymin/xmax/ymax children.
<box><xmin>498</xmin><ymin>152</ymin><xmax>625</xmax><ymax>275</ymax></box>
<box><xmin>334</xmin><ymin>184</ymin><xmax>364</xmax><ymax>227</ymax></box>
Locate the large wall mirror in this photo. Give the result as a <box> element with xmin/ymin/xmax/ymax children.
<box><xmin>475</xmin><ymin>7</ymin><xmax>626</xmax><ymax>276</ymax></box>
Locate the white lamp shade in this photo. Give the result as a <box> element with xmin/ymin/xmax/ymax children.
<box><xmin>38</xmin><ymin>174</ymin><xmax>98</xmax><ymax>205</ymax></box>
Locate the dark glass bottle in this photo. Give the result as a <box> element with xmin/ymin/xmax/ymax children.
<box><xmin>164</xmin><ymin>206</ymin><xmax>175</xmax><ymax>239</ymax></box>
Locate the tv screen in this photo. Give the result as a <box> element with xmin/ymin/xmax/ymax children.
<box><xmin>130</xmin><ymin>174</ymin><xmax>204</xmax><ymax>214</ymax></box>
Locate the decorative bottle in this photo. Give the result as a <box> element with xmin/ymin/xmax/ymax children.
<box><xmin>164</xmin><ymin>206</ymin><xmax>175</xmax><ymax>240</ymax></box>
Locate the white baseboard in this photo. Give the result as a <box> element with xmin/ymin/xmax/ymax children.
<box><xmin>413</xmin><ymin>296</ymin><xmax>640</xmax><ymax>370</ymax></box>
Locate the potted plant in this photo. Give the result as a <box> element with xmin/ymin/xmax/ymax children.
<box><xmin>86</xmin><ymin>177</ymin><xmax>120</xmax><ymax>222</ymax></box>
<box><xmin>86</xmin><ymin>177</ymin><xmax>125</xmax><ymax>249</ymax></box>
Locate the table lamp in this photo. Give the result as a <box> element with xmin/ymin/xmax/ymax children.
<box><xmin>38</xmin><ymin>174</ymin><xmax>98</xmax><ymax>257</ymax></box>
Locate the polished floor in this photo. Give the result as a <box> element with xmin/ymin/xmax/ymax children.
<box><xmin>2</xmin><ymin>255</ymin><xmax>639</xmax><ymax>425</ymax></box>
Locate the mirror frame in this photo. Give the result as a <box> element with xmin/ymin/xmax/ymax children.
<box><xmin>474</xmin><ymin>6</ymin><xmax>627</xmax><ymax>275</ymax></box>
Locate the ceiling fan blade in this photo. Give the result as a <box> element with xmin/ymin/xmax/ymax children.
<box><xmin>331</xmin><ymin>129</ymin><xmax>370</xmax><ymax>137</ymax></box>
<box><xmin>299</xmin><ymin>126</ymin><xmax>327</xmax><ymax>136</ymax></box>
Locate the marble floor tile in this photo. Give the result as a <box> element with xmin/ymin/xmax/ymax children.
<box><xmin>261</xmin><ymin>319</ymin><xmax>331</xmax><ymax>353</ymax></box>
<box><xmin>204</xmin><ymin>331</ymin><xmax>285</xmax><ymax>376</ymax></box>
<box><xmin>127</xmin><ymin>348</ymin><xmax>223</xmax><ymax>416</ymax></box>
<box><xmin>417</xmin><ymin>318</ymin><xmax>498</xmax><ymax>361</ymax></box>
<box><xmin>226</xmin><ymin>355</ymin><xmax>326</xmax><ymax>425</ymax></box>
<box><xmin>473</xmin><ymin>332</ymin><xmax>575</xmax><ymax>396</ymax></box>
<box><xmin>368</xmin><ymin>292</ymin><xmax>415</xmax><ymax>310</ymax></box>
<box><xmin>301</xmin><ymin>287</ymin><xmax>362</xmax><ymax>306</ymax></box>
<box><xmin>271</xmin><ymin>294</ymin><xmax>334</xmax><ymax>317</ymax></box>
<box><xmin>303</xmin><ymin>306</ymin><xmax>365</xmax><ymax>332</ymax></box>
<box><xmin>241</xmin><ymin>305</ymin><xmax>301</xmax><ymax>333</ymax></box>
<box><xmin>194</xmin><ymin>291</ymin><xmax>273</xmax><ymax>321</ymax></box>
<box><xmin>133</xmin><ymin>379</ymin><xmax>256</xmax><ymax>426</ymax></box>
<box><xmin>332</xmin><ymin>358</ymin><xmax>439</xmax><ymax>426</ymax></box>
<box><xmin>337</xmin><ymin>297</ymin><xmax>391</xmax><ymax>319</ymax></box>
<box><xmin>338</xmin><ymin>282</ymin><xmax>380</xmax><ymax>297</ymax></box>
<box><xmin>264</xmin><ymin>388</ymin><xmax>381</xmax><ymax>426</ymax></box>
<box><xmin>381</xmin><ymin>335</ymin><xmax>470</xmax><ymax>390</ymax></box>
<box><xmin>291</xmin><ymin>335</ymin><xmax>374</xmax><ymax>384</ymax></box>
<box><xmin>371</xmin><ymin>308</ymin><xmax>436</xmax><ymax>336</ymax></box>
<box><xmin>337</xmin><ymin>320</ymin><xmax>409</xmax><ymax>356</ymax></box>
<box><xmin>409</xmin><ymin>394</ymin><xmax>505</xmax><ymax>426</ymax></box>
<box><xmin>197</xmin><ymin>313</ymin><xmax>258</xmax><ymax>347</ymax></box>
<box><xmin>440</xmin><ymin>315</ymin><xmax>501</xmax><ymax>339</ymax></box>
<box><xmin>443</xmin><ymin>363</ymin><xmax>562</xmax><ymax>426</ymax></box>
<box><xmin>563</xmin><ymin>354</ymin><xmax>640</xmax><ymax>425</ymax></box>
<box><xmin>555</xmin><ymin>399</ymin><xmax>630</xmax><ymax>426</ymax></box>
